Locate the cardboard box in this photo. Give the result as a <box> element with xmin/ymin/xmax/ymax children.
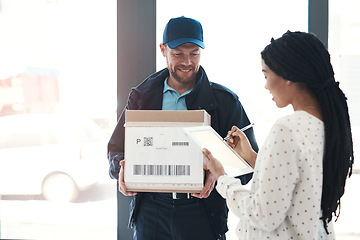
<box><xmin>124</xmin><ymin>110</ymin><xmax>211</xmax><ymax>193</ymax></box>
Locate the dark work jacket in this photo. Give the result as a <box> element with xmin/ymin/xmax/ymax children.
<box><xmin>107</xmin><ymin>66</ymin><xmax>258</xmax><ymax>239</ymax></box>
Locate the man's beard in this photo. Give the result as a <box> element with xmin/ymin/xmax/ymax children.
<box><xmin>169</xmin><ymin>66</ymin><xmax>197</xmax><ymax>84</ymax></box>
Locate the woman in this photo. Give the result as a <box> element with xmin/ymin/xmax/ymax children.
<box><xmin>203</xmin><ymin>31</ymin><xmax>354</xmax><ymax>239</ymax></box>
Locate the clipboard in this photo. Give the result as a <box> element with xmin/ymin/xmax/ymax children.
<box><xmin>183</xmin><ymin>126</ymin><xmax>254</xmax><ymax>177</ymax></box>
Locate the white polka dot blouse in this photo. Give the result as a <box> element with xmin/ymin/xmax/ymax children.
<box><xmin>216</xmin><ymin>111</ymin><xmax>335</xmax><ymax>240</ymax></box>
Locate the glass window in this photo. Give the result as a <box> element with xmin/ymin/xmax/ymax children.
<box><xmin>157</xmin><ymin>1</ymin><xmax>308</xmax><ymax>239</ymax></box>
<box><xmin>329</xmin><ymin>0</ymin><xmax>360</xmax><ymax>143</ymax></box>
<box><xmin>4</xmin><ymin>126</ymin><xmax>44</xmax><ymax>148</ymax></box>
<box><xmin>0</xmin><ymin>0</ymin><xmax>117</xmax><ymax>239</ymax></box>
<box><xmin>157</xmin><ymin>0</ymin><xmax>308</xmax><ymax>146</ymax></box>
<box><xmin>329</xmin><ymin>0</ymin><xmax>360</xmax><ymax>238</ymax></box>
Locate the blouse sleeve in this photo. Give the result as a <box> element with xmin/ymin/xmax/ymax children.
<box><xmin>216</xmin><ymin>121</ymin><xmax>301</xmax><ymax>232</ymax></box>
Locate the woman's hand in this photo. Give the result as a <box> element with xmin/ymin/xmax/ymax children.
<box><xmin>118</xmin><ymin>160</ymin><xmax>137</xmax><ymax>196</ymax></box>
<box><xmin>226</xmin><ymin>126</ymin><xmax>257</xmax><ymax>168</ymax></box>
<box><xmin>202</xmin><ymin>148</ymin><xmax>226</xmax><ymax>180</ymax></box>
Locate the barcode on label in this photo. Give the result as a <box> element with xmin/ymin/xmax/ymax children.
<box><xmin>172</xmin><ymin>142</ymin><xmax>189</xmax><ymax>146</ymax></box>
<box><xmin>133</xmin><ymin>164</ymin><xmax>191</xmax><ymax>176</ymax></box>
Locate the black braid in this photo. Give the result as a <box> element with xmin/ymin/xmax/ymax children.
<box><xmin>261</xmin><ymin>31</ymin><xmax>354</xmax><ymax>233</ymax></box>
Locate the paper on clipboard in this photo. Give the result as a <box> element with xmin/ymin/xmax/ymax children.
<box><xmin>183</xmin><ymin>126</ymin><xmax>254</xmax><ymax>177</ymax></box>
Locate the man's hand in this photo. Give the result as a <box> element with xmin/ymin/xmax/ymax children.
<box><xmin>192</xmin><ymin>170</ymin><xmax>216</xmax><ymax>199</ymax></box>
<box><xmin>118</xmin><ymin>160</ymin><xmax>137</xmax><ymax>196</ymax></box>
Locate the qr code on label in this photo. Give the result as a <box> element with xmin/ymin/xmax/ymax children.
<box><xmin>144</xmin><ymin>137</ymin><xmax>153</xmax><ymax>146</ymax></box>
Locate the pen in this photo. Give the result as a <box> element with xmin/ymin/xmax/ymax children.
<box><xmin>223</xmin><ymin>123</ymin><xmax>255</xmax><ymax>141</ymax></box>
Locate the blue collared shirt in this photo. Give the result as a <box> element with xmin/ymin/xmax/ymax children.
<box><xmin>162</xmin><ymin>78</ymin><xmax>192</xmax><ymax>110</ymax></box>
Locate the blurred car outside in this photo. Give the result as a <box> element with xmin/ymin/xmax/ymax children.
<box><xmin>0</xmin><ymin>113</ymin><xmax>108</xmax><ymax>202</ymax></box>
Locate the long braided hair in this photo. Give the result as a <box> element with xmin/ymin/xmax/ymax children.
<box><xmin>260</xmin><ymin>31</ymin><xmax>354</xmax><ymax>233</ymax></box>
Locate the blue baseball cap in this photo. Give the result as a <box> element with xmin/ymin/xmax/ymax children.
<box><xmin>163</xmin><ymin>16</ymin><xmax>205</xmax><ymax>49</ymax></box>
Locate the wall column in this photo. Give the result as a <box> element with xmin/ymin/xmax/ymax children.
<box><xmin>117</xmin><ymin>1</ymin><xmax>156</xmax><ymax>239</ymax></box>
<box><xmin>309</xmin><ymin>0</ymin><xmax>328</xmax><ymax>48</ymax></box>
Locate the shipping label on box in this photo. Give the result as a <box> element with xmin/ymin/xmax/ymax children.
<box><xmin>124</xmin><ymin>110</ymin><xmax>210</xmax><ymax>193</ymax></box>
